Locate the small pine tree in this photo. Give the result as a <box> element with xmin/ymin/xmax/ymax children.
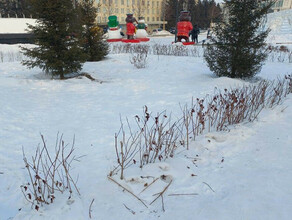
<box><xmin>79</xmin><ymin>0</ymin><xmax>108</xmax><ymax>61</ymax></box>
<box><xmin>21</xmin><ymin>0</ymin><xmax>87</xmax><ymax>79</ymax></box>
<box><xmin>204</xmin><ymin>0</ymin><xmax>274</xmax><ymax>78</ymax></box>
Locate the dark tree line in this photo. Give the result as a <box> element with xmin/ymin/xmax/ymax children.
<box><xmin>0</xmin><ymin>0</ymin><xmax>31</xmax><ymax>17</ymax></box>
<box><xmin>165</xmin><ymin>0</ymin><xmax>222</xmax><ymax>30</ymax></box>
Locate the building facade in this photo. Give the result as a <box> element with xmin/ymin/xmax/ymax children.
<box><xmin>270</xmin><ymin>0</ymin><xmax>292</xmax><ymax>12</ymax></box>
<box><xmin>94</xmin><ymin>0</ymin><xmax>167</xmax><ymax>32</ymax></box>
<box><xmin>220</xmin><ymin>0</ymin><xmax>292</xmax><ymax>22</ymax></box>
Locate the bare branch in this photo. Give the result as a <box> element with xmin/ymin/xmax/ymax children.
<box><xmin>108</xmin><ymin>176</ymin><xmax>148</xmax><ymax>208</ymax></box>
<box><xmin>89</xmin><ymin>199</ymin><xmax>95</xmax><ymax>219</ymax></box>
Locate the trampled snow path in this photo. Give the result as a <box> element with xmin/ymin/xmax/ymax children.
<box><xmin>0</xmin><ymin>47</ymin><xmax>291</xmax><ymax>220</ymax></box>
<box><xmin>265</xmin><ymin>9</ymin><xmax>292</xmax><ymax>44</ymax></box>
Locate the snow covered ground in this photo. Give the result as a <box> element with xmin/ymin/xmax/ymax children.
<box><xmin>0</xmin><ymin>40</ymin><xmax>291</xmax><ymax>220</ymax></box>
<box><xmin>0</xmin><ymin>10</ymin><xmax>292</xmax><ymax>220</ymax></box>
<box><xmin>265</xmin><ymin>9</ymin><xmax>292</xmax><ymax>44</ymax></box>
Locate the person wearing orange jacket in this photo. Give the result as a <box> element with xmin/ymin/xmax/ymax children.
<box><xmin>176</xmin><ymin>11</ymin><xmax>193</xmax><ymax>42</ymax></box>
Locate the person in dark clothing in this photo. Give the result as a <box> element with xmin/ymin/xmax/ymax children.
<box><xmin>207</xmin><ymin>29</ymin><xmax>211</xmax><ymax>38</ymax></box>
<box><xmin>190</xmin><ymin>24</ymin><xmax>200</xmax><ymax>43</ymax></box>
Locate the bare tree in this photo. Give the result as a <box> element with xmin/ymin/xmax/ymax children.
<box><xmin>131</xmin><ymin>0</ymin><xmax>150</xmax><ymax>18</ymax></box>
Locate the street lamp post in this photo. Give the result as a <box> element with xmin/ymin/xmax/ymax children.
<box><xmin>174</xmin><ymin>0</ymin><xmax>178</xmax><ymax>42</ymax></box>
<box><xmin>162</xmin><ymin>0</ymin><xmax>166</xmax><ymax>30</ymax></box>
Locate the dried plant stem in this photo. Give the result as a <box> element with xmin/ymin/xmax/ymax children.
<box><xmin>139</xmin><ymin>177</ymin><xmax>159</xmax><ymax>194</ymax></box>
<box><xmin>21</xmin><ymin>134</ymin><xmax>80</xmax><ymax>208</ymax></box>
<box><xmin>203</xmin><ymin>182</ymin><xmax>215</xmax><ymax>193</ymax></box>
<box><xmin>108</xmin><ymin>176</ymin><xmax>148</xmax><ymax>208</ymax></box>
<box><xmin>111</xmin><ymin>75</ymin><xmax>292</xmax><ymax>181</ymax></box>
<box><xmin>123</xmin><ymin>203</ymin><xmax>136</xmax><ymax>215</ymax></box>
<box><xmin>115</xmin><ymin>117</ymin><xmax>141</xmax><ymax>180</ymax></box>
<box><xmin>89</xmin><ymin>199</ymin><xmax>95</xmax><ymax>219</ymax></box>
<box><xmin>168</xmin><ymin>193</ymin><xmax>198</xmax><ymax>196</ymax></box>
<box><xmin>150</xmin><ymin>180</ymin><xmax>173</xmax><ymax>206</ymax></box>
<box><xmin>161</xmin><ymin>193</ymin><xmax>165</xmax><ymax>212</ymax></box>
<box><xmin>120</xmin><ymin>141</ymin><xmax>125</xmax><ymax>180</ymax></box>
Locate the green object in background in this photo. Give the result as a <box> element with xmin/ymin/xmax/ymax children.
<box><xmin>108</xmin><ymin>15</ymin><xmax>119</xmax><ymax>28</ymax></box>
<box><xmin>137</xmin><ymin>23</ymin><xmax>146</xmax><ymax>29</ymax></box>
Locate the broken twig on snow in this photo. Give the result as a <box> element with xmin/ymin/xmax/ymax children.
<box><xmin>89</xmin><ymin>199</ymin><xmax>95</xmax><ymax>219</ymax></box>
<box><xmin>108</xmin><ymin>176</ymin><xmax>148</xmax><ymax>208</ymax></box>
<box><xmin>123</xmin><ymin>203</ymin><xmax>136</xmax><ymax>215</ymax></box>
<box><xmin>150</xmin><ymin>180</ymin><xmax>173</xmax><ymax>211</ymax></box>
<box><xmin>203</xmin><ymin>182</ymin><xmax>215</xmax><ymax>192</ymax></box>
<box><xmin>139</xmin><ymin>177</ymin><xmax>159</xmax><ymax>194</ymax></box>
<box><xmin>168</xmin><ymin>193</ymin><xmax>198</xmax><ymax>196</ymax></box>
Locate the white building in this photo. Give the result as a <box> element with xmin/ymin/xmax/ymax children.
<box><xmin>270</xmin><ymin>0</ymin><xmax>292</xmax><ymax>12</ymax></box>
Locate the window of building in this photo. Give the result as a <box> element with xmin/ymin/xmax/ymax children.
<box><xmin>103</xmin><ymin>7</ymin><xmax>107</xmax><ymax>13</ymax></box>
<box><xmin>147</xmin><ymin>9</ymin><xmax>149</xmax><ymax>14</ymax></box>
<box><xmin>147</xmin><ymin>17</ymin><xmax>149</xmax><ymax>21</ymax></box>
<box><xmin>274</xmin><ymin>0</ymin><xmax>284</xmax><ymax>7</ymax></box>
<box><xmin>157</xmin><ymin>1</ymin><xmax>159</xmax><ymax>7</ymax></box>
<box><xmin>157</xmin><ymin>17</ymin><xmax>159</xmax><ymax>21</ymax></box>
<box><xmin>152</xmin><ymin>8</ymin><xmax>154</xmax><ymax>14</ymax></box>
<box><xmin>152</xmin><ymin>17</ymin><xmax>154</xmax><ymax>21</ymax></box>
<box><xmin>121</xmin><ymin>0</ymin><xmax>124</xmax><ymax>5</ymax></box>
<box><xmin>283</xmin><ymin>0</ymin><xmax>288</xmax><ymax>6</ymax></box>
<box><xmin>121</xmin><ymin>8</ymin><xmax>124</xmax><ymax>13</ymax></box>
<box><xmin>115</xmin><ymin>8</ymin><xmax>119</xmax><ymax>13</ymax></box>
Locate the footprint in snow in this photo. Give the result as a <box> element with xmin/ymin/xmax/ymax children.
<box><xmin>205</xmin><ymin>134</ymin><xmax>226</xmax><ymax>143</ymax></box>
<box><xmin>158</xmin><ymin>163</ymin><xmax>170</xmax><ymax>171</ymax></box>
<box><xmin>160</xmin><ymin>174</ymin><xmax>173</xmax><ymax>183</ymax></box>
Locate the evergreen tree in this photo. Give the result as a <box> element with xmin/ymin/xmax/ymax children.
<box><xmin>165</xmin><ymin>0</ymin><xmax>184</xmax><ymax>29</ymax></box>
<box><xmin>21</xmin><ymin>0</ymin><xmax>86</xmax><ymax>79</ymax></box>
<box><xmin>204</xmin><ymin>0</ymin><xmax>274</xmax><ymax>79</ymax></box>
<box><xmin>0</xmin><ymin>0</ymin><xmax>31</xmax><ymax>18</ymax></box>
<box><xmin>79</xmin><ymin>0</ymin><xmax>108</xmax><ymax>61</ymax></box>
<box><xmin>0</xmin><ymin>0</ymin><xmax>15</xmax><ymax>17</ymax></box>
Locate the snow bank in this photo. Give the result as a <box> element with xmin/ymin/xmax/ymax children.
<box><xmin>0</xmin><ymin>48</ymin><xmax>291</xmax><ymax>219</ymax></box>
<box><xmin>0</xmin><ymin>18</ymin><xmax>36</xmax><ymax>34</ymax></box>
<box><xmin>151</xmin><ymin>30</ymin><xmax>173</xmax><ymax>37</ymax></box>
